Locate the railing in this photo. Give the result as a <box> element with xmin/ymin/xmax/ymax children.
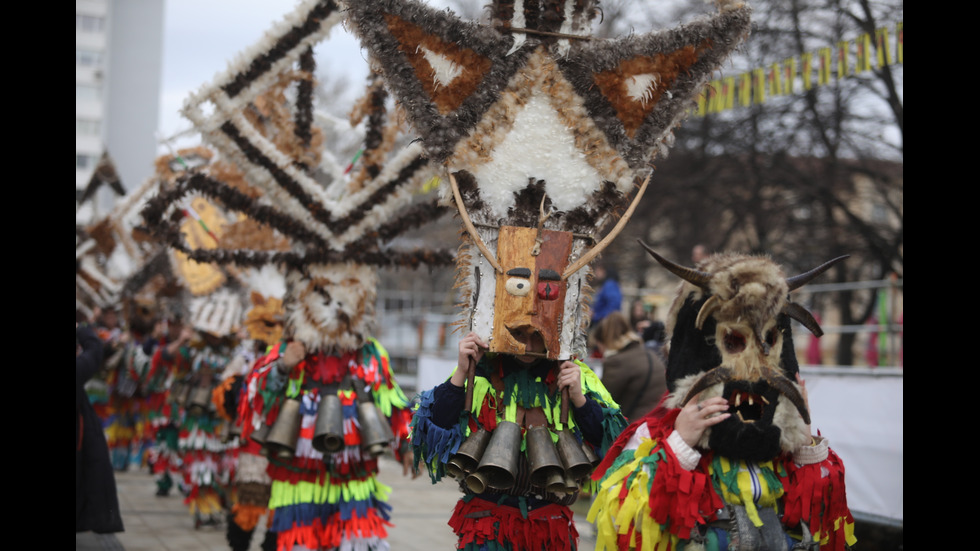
<box><xmin>374</xmin><ymin>277</ymin><xmax>904</xmax><ymax>392</ymax></box>
<box><xmin>622</xmin><ymin>276</ymin><xmax>904</xmax><ymax>370</ymax></box>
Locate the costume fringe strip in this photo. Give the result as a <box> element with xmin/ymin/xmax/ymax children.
<box><xmin>449</xmin><ymin>496</ymin><xmax>579</xmax><ymax>551</ymax></box>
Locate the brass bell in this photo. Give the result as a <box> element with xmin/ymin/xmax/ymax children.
<box><xmin>526</xmin><ymin>425</ymin><xmax>565</xmax><ymax>492</ymax></box>
<box><xmin>562</xmin><ymin>471</ymin><xmax>580</xmax><ymax>494</ymax></box>
<box><xmin>187</xmin><ymin>385</ymin><xmax>212</xmax><ymax>416</ymax></box>
<box><xmin>464</xmin><ymin>470</ymin><xmax>490</xmax><ymax>494</ymax></box>
<box><xmin>250</xmin><ymin>422</ymin><xmax>271</xmax><ymax>447</ymax></box>
<box><xmin>312</xmin><ymin>394</ymin><xmax>345</xmax><ymax>453</ymax></box>
<box><xmin>471</xmin><ymin>421</ymin><xmax>521</xmax><ymax>491</ymax></box>
<box><xmin>219</xmin><ymin>420</ymin><xmax>232</xmax><ymax>443</ymax></box>
<box><xmin>357</xmin><ymin>399</ymin><xmax>391</xmax><ymax>457</ymax></box>
<box><xmin>446</xmin><ymin>427</ymin><xmax>491</xmax><ymax>480</ymax></box>
<box><xmin>265</xmin><ymin>398</ymin><xmax>302</xmax><ymax>459</ymax></box>
<box><xmin>171</xmin><ymin>380</ymin><xmax>187</xmax><ymax>406</ymax></box>
<box><xmin>581</xmin><ymin>440</ymin><xmax>601</xmax><ymax>467</ymax></box>
<box><xmin>555</xmin><ymin>387</ymin><xmax>593</xmax><ymax>483</ymax></box>
<box><xmin>556</xmin><ymin>429</ymin><xmax>593</xmax><ymax>481</ymax></box>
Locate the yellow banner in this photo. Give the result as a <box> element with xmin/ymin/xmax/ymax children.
<box><xmin>896</xmin><ymin>22</ymin><xmax>903</xmax><ymax>64</ymax></box>
<box><xmin>875</xmin><ymin>28</ymin><xmax>892</xmax><ymax>67</ymax></box>
<box><xmin>801</xmin><ymin>52</ymin><xmax>814</xmax><ymax>90</ymax></box>
<box><xmin>857</xmin><ymin>33</ymin><xmax>872</xmax><ymax>72</ymax></box>
<box><xmin>691</xmin><ymin>22</ymin><xmax>903</xmax><ymax>117</ymax></box>
<box><xmin>819</xmin><ymin>47</ymin><xmax>832</xmax><ymax>86</ymax></box>
<box><xmin>783</xmin><ymin>57</ymin><xmax>796</xmax><ymax>95</ymax></box>
<box><xmin>837</xmin><ymin>40</ymin><xmax>850</xmax><ymax>79</ymax></box>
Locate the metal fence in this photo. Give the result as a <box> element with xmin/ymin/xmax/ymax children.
<box><xmin>374</xmin><ymin>277</ymin><xmax>904</xmax><ymax>391</ymax></box>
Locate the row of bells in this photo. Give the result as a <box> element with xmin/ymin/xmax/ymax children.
<box><xmin>171</xmin><ymin>379</ymin><xmax>217</xmax><ymax>417</ymax></box>
<box><xmin>446</xmin><ymin>421</ymin><xmax>600</xmax><ymax>495</ymax></box>
<box><xmin>249</xmin><ymin>394</ymin><xmax>395</xmax><ymax>460</ymax></box>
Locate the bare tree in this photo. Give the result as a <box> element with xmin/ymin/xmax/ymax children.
<box><xmin>599</xmin><ymin>0</ymin><xmax>902</xmax><ymax>365</ymax></box>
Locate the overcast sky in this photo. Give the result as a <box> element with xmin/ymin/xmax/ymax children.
<box><xmin>158</xmin><ymin>0</ymin><xmax>370</xmax><ymax>149</ymax></box>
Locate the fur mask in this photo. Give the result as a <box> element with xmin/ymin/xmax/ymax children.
<box><xmin>284</xmin><ymin>263</ymin><xmax>378</xmax><ymax>354</ymax></box>
<box><xmin>644</xmin><ymin>242</ymin><xmax>847</xmax><ymax>461</ymax></box>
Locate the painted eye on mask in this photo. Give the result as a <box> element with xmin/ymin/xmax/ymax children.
<box><xmin>504</xmin><ymin>268</ymin><xmax>533</xmax><ymax>297</ymax></box>
<box><xmin>537</xmin><ymin>281</ymin><xmax>560</xmax><ymax>301</ymax></box>
<box><xmin>505</xmin><ymin>277</ymin><xmax>532</xmax><ymax>296</ymax></box>
<box><xmin>536</xmin><ymin>268</ymin><xmax>562</xmax><ymax>301</ymax></box>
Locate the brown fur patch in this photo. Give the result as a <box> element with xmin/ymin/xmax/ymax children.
<box><xmin>593</xmin><ymin>44</ymin><xmax>707</xmax><ymax>138</ymax></box>
<box><xmin>384</xmin><ymin>14</ymin><xmax>494</xmax><ymax>115</ymax></box>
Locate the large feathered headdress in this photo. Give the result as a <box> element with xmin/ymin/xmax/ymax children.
<box><xmin>346</xmin><ymin>0</ymin><xmax>752</xmax><ymax>359</ymax></box>
<box><xmin>140</xmin><ymin>0</ymin><xmax>454</xmax><ymax>353</ymax></box>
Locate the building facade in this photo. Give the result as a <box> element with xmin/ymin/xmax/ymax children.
<box><xmin>76</xmin><ymin>0</ymin><xmax>164</xmax><ymax>225</ymax></box>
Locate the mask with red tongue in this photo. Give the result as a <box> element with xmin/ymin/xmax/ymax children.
<box><xmin>645</xmin><ymin>242</ymin><xmax>848</xmax><ymax>461</ymax></box>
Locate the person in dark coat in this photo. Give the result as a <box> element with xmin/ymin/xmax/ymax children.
<box><xmin>77</xmin><ymin>322</ymin><xmax>124</xmax><ymax>534</ymax></box>
<box><xmin>591</xmin><ymin>311</ymin><xmax>667</xmax><ymax>422</ymax></box>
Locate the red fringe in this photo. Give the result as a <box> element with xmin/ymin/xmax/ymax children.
<box><xmin>448</xmin><ymin>497</ymin><xmax>579</xmax><ymax>551</ymax></box>
<box><xmin>780</xmin><ymin>448</ymin><xmax>854</xmax><ymax>551</ymax></box>
<box><xmin>276</xmin><ymin>510</ymin><xmax>391</xmax><ymax>551</ymax></box>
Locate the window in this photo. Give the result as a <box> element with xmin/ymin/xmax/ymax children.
<box><xmin>76</xmin><ymin>14</ymin><xmax>105</xmax><ymax>33</ymax></box>
<box><xmin>76</xmin><ymin>119</ymin><xmax>101</xmax><ymax>136</ymax></box>
<box><xmin>76</xmin><ymin>84</ymin><xmax>101</xmax><ymax>102</ymax></box>
<box><xmin>76</xmin><ymin>49</ymin><xmax>103</xmax><ymax>68</ymax></box>
<box><xmin>76</xmin><ymin>154</ymin><xmax>98</xmax><ymax>170</ymax></box>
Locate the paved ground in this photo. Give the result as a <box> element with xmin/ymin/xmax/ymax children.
<box><xmin>77</xmin><ymin>455</ymin><xmax>597</xmax><ymax>550</ymax></box>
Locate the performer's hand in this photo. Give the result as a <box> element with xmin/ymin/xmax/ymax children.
<box><xmin>402</xmin><ymin>449</ymin><xmax>421</xmax><ymax>479</ymax></box>
<box><xmin>557</xmin><ymin>361</ymin><xmax>586</xmax><ymax>407</ymax></box>
<box><xmin>281</xmin><ymin>341</ymin><xmax>307</xmax><ymax>371</ymax></box>
<box><xmin>675</xmin><ymin>392</ymin><xmax>730</xmax><ymax>449</ymax></box>
<box><xmin>452</xmin><ymin>332</ymin><xmax>487</xmax><ymax>387</ymax></box>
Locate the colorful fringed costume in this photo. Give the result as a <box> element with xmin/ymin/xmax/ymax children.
<box><xmin>98</xmin><ymin>334</ymin><xmax>159</xmax><ymax>471</ymax></box>
<box><xmin>242</xmin><ymin>338</ymin><xmax>413</xmax><ymax>551</ymax></box>
<box><xmin>588</xmin><ymin>407</ymin><xmax>854</xmax><ymax>550</ymax></box>
<box><xmin>147</xmin><ymin>338</ymin><xmax>193</xmax><ymax>497</ymax></box>
<box><xmin>588</xmin><ymin>248</ymin><xmax>857</xmax><ymax>551</ymax></box>
<box><xmin>412</xmin><ymin>354</ymin><xmax>628</xmax><ymax>551</ymax></box>
<box><xmin>219</xmin><ymin>290</ymin><xmax>287</xmax><ymax>551</ymax></box>
<box><xmin>178</xmin><ymin>342</ymin><xmax>235</xmax><ymax>528</ymax></box>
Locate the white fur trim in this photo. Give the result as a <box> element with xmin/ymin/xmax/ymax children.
<box><xmin>470</xmin><ymin>93</ymin><xmax>603</xmax><ymax>220</ymax></box>
<box><xmin>792</xmin><ymin>434</ymin><xmax>829</xmax><ymax>465</ymax></box>
<box><xmin>667</xmin><ymin>429</ymin><xmax>701</xmax><ymax>471</ymax></box>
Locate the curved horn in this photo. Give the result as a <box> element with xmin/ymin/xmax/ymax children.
<box><xmin>782</xmin><ymin>302</ymin><xmax>824</xmax><ymax>337</ymax></box>
<box><xmin>680</xmin><ymin>367</ymin><xmax>734</xmax><ymax>406</ymax></box>
<box><xmin>695</xmin><ymin>295</ymin><xmax>722</xmax><ymax>330</ymax></box>
<box><xmin>786</xmin><ymin>255</ymin><xmax>849</xmax><ymax>291</ymax></box>
<box><xmin>638</xmin><ymin>240</ymin><xmax>713</xmax><ymax>289</ymax></box>
<box><xmin>448</xmin><ymin>172</ymin><xmax>503</xmax><ymax>274</ymax></box>
<box><xmin>561</xmin><ymin>174</ymin><xmax>651</xmax><ymax>280</ymax></box>
<box><xmin>761</xmin><ymin>372</ymin><xmax>811</xmax><ymax>425</ymax></box>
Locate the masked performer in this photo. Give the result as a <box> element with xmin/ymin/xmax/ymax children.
<box><xmin>140</xmin><ymin>2</ymin><xmax>457</xmax><ymax>545</ymax></box>
<box><xmin>216</xmin><ymin>288</ymin><xmax>285</xmax><ymax>551</ymax></box>
<box><xmin>345</xmin><ymin>0</ymin><xmax>752</xmax><ymax>547</ymax></box>
<box><xmin>588</xmin><ymin>246</ymin><xmax>857</xmax><ymax>551</ymax></box>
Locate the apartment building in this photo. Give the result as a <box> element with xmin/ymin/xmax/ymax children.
<box><xmin>76</xmin><ymin>0</ymin><xmax>164</xmax><ymax>225</ymax></box>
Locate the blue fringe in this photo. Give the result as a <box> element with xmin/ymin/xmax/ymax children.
<box><xmin>271</xmin><ymin>494</ymin><xmax>393</xmax><ymax>532</ymax></box>
<box><xmin>410</xmin><ymin>389</ymin><xmax>465</xmax><ymax>483</ymax></box>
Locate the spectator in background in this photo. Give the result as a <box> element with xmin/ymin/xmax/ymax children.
<box><xmin>629</xmin><ymin>299</ymin><xmax>652</xmax><ymax>336</ymax></box>
<box><xmin>591</xmin><ymin>312</ymin><xmax>667</xmax><ymax>422</ymax></box>
<box><xmin>691</xmin><ymin>243</ymin><xmax>708</xmax><ymax>265</ymax></box>
<box><xmin>590</xmin><ymin>263</ymin><xmax>622</xmax><ymax>326</ymax></box>
<box><xmin>641</xmin><ymin>320</ymin><xmax>668</xmax><ymax>363</ymax></box>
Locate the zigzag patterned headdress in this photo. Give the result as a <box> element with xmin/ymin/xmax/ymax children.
<box><xmin>141</xmin><ymin>0</ymin><xmax>454</xmax><ymax>353</ymax></box>
<box><xmin>346</xmin><ymin>0</ymin><xmax>752</xmax><ymax>359</ymax></box>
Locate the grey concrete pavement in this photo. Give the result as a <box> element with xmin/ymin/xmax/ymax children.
<box><xmin>77</xmin><ymin>455</ymin><xmax>597</xmax><ymax>550</ymax></box>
